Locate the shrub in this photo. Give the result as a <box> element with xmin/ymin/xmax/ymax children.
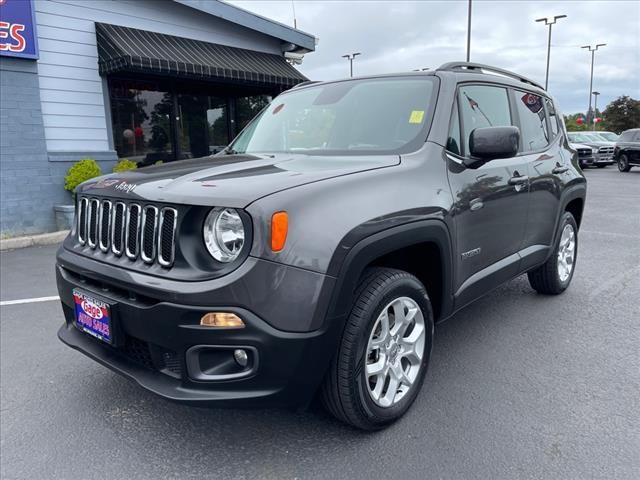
<box><xmin>64</xmin><ymin>159</ymin><xmax>102</xmax><ymax>193</ymax></box>
<box><xmin>112</xmin><ymin>158</ymin><xmax>138</xmax><ymax>173</ymax></box>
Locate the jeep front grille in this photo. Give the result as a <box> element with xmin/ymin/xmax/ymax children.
<box><xmin>77</xmin><ymin>197</ymin><xmax>177</xmax><ymax>268</ymax></box>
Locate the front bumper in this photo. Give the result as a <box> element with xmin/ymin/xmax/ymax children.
<box><xmin>56</xmin><ymin>249</ymin><xmax>340</xmax><ymax>408</ymax></box>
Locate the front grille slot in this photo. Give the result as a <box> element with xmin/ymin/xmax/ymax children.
<box><xmin>125</xmin><ymin>204</ymin><xmax>141</xmax><ymax>259</ymax></box>
<box><xmin>87</xmin><ymin>199</ymin><xmax>99</xmax><ymax>248</ymax></box>
<box><xmin>111</xmin><ymin>202</ymin><xmax>126</xmax><ymax>256</ymax></box>
<box><xmin>77</xmin><ymin>198</ymin><xmax>89</xmax><ymax>245</ymax></box>
<box><xmin>99</xmin><ymin>200</ymin><xmax>112</xmax><ymax>252</ymax></box>
<box><xmin>158</xmin><ymin>208</ymin><xmax>177</xmax><ymax>267</ymax></box>
<box><xmin>76</xmin><ymin>196</ymin><xmax>177</xmax><ymax>268</ymax></box>
<box><xmin>140</xmin><ymin>206</ymin><xmax>158</xmax><ymax>263</ymax></box>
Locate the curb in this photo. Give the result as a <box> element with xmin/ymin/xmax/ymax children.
<box><xmin>0</xmin><ymin>230</ymin><xmax>69</xmax><ymax>252</ymax></box>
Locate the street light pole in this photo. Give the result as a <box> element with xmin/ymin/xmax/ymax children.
<box><xmin>535</xmin><ymin>15</ymin><xmax>566</xmax><ymax>90</ymax></box>
<box><xmin>342</xmin><ymin>52</ymin><xmax>361</xmax><ymax>77</ymax></box>
<box><xmin>466</xmin><ymin>0</ymin><xmax>472</xmax><ymax>62</ymax></box>
<box><xmin>592</xmin><ymin>91</ymin><xmax>600</xmax><ymax>129</ymax></box>
<box><xmin>581</xmin><ymin>43</ymin><xmax>606</xmax><ymax>124</ymax></box>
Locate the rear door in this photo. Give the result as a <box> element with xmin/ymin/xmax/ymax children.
<box><xmin>446</xmin><ymin>83</ymin><xmax>530</xmax><ymax>307</ymax></box>
<box><xmin>512</xmin><ymin>91</ymin><xmax>566</xmax><ymax>270</ymax></box>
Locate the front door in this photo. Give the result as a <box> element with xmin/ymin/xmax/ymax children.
<box><xmin>446</xmin><ymin>84</ymin><xmax>530</xmax><ymax>307</ymax></box>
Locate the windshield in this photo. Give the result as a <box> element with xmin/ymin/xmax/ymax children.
<box><xmin>594</xmin><ymin>132</ymin><xmax>618</xmax><ymax>142</ymax></box>
<box><xmin>229</xmin><ymin>77</ymin><xmax>437</xmax><ymax>155</ymax></box>
<box><xmin>569</xmin><ymin>132</ymin><xmax>602</xmax><ymax>143</ymax></box>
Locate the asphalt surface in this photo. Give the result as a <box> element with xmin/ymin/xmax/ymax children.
<box><xmin>1</xmin><ymin>167</ymin><xmax>639</xmax><ymax>479</ymax></box>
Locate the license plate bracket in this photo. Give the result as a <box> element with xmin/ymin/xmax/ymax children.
<box><xmin>73</xmin><ymin>289</ymin><xmax>114</xmax><ymax>345</ymax></box>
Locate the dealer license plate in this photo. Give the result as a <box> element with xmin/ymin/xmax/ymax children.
<box><xmin>73</xmin><ymin>289</ymin><xmax>113</xmax><ymax>344</ymax></box>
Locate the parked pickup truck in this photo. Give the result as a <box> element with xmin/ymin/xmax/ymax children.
<box><xmin>56</xmin><ymin>62</ymin><xmax>586</xmax><ymax>430</ymax></box>
<box><xmin>614</xmin><ymin>128</ymin><xmax>640</xmax><ymax>172</ymax></box>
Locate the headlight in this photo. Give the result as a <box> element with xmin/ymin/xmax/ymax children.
<box><xmin>203</xmin><ymin>207</ymin><xmax>245</xmax><ymax>262</ymax></box>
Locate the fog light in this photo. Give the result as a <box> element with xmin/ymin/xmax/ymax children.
<box><xmin>233</xmin><ymin>349</ymin><xmax>248</xmax><ymax>367</ymax></box>
<box><xmin>200</xmin><ymin>312</ymin><xmax>245</xmax><ymax>328</ymax></box>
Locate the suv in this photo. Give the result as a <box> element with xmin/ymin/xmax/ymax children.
<box><xmin>57</xmin><ymin>62</ymin><xmax>586</xmax><ymax>430</ymax></box>
<box><xmin>614</xmin><ymin>128</ymin><xmax>640</xmax><ymax>172</ymax></box>
<box><xmin>567</xmin><ymin>132</ymin><xmax>615</xmax><ymax>167</ymax></box>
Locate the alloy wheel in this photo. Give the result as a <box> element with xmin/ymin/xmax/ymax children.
<box><xmin>365</xmin><ymin>296</ymin><xmax>426</xmax><ymax>408</ymax></box>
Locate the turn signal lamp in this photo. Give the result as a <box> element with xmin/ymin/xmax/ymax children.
<box><xmin>200</xmin><ymin>312</ymin><xmax>245</xmax><ymax>328</ymax></box>
<box><xmin>271</xmin><ymin>211</ymin><xmax>288</xmax><ymax>252</ymax></box>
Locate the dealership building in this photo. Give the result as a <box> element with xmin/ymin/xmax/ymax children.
<box><xmin>0</xmin><ymin>0</ymin><xmax>314</xmax><ymax>236</ymax></box>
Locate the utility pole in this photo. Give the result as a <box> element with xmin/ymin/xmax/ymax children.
<box><xmin>342</xmin><ymin>52</ymin><xmax>361</xmax><ymax>77</ymax></box>
<box><xmin>592</xmin><ymin>91</ymin><xmax>600</xmax><ymax>129</ymax></box>
<box><xmin>535</xmin><ymin>15</ymin><xmax>567</xmax><ymax>90</ymax></box>
<box><xmin>581</xmin><ymin>43</ymin><xmax>606</xmax><ymax>124</ymax></box>
<box><xmin>466</xmin><ymin>0</ymin><xmax>472</xmax><ymax>62</ymax></box>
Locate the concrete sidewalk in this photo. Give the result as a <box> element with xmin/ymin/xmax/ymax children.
<box><xmin>0</xmin><ymin>230</ymin><xmax>68</xmax><ymax>251</ymax></box>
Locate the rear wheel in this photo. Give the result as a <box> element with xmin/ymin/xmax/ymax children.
<box><xmin>618</xmin><ymin>154</ymin><xmax>631</xmax><ymax>172</ymax></box>
<box><xmin>528</xmin><ymin>212</ymin><xmax>578</xmax><ymax>295</ymax></box>
<box><xmin>321</xmin><ymin>268</ymin><xmax>434</xmax><ymax>430</ymax></box>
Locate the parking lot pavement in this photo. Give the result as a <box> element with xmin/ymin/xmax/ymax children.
<box><xmin>1</xmin><ymin>168</ymin><xmax>639</xmax><ymax>480</ymax></box>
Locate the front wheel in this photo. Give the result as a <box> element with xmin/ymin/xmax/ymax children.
<box><xmin>528</xmin><ymin>212</ymin><xmax>578</xmax><ymax>294</ymax></box>
<box><xmin>321</xmin><ymin>268</ymin><xmax>434</xmax><ymax>430</ymax></box>
<box><xmin>618</xmin><ymin>154</ymin><xmax>631</xmax><ymax>172</ymax></box>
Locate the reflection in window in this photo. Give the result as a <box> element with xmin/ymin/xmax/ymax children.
<box><xmin>459</xmin><ymin>85</ymin><xmax>511</xmax><ymax>156</ymax></box>
<box><xmin>110</xmin><ymin>81</ymin><xmax>174</xmax><ymax>165</ymax></box>
<box><xmin>515</xmin><ymin>91</ymin><xmax>549</xmax><ymax>152</ymax></box>
<box><xmin>236</xmin><ymin>95</ymin><xmax>271</xmax><ymax>132</ymax></box>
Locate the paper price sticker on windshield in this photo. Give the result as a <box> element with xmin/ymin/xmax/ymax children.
<box><xmin>409</xmin><ymin>110</ymin><xmax>425</xmax><ymax>124</ymax></box>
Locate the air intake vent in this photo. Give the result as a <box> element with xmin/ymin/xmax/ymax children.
<box><xmin>158</xmin><ymin>208</ymin><xmax>177</xmax><ymax>267</ymax></box>
<box><xmin>125</xmin><ymin>204</ymin><xmax>141</xmax><ymax>259</ymax></box>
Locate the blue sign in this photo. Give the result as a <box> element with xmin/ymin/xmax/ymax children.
<box><xmin>0</xmin><ymin>0</ymin><xmax>39</xmax><ymax>59</ymax></box>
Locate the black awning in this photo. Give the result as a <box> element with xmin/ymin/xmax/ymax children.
<box><xmin>95</xmin><ymin>23</ymin><xmax>307</xmax><ymax>88</ymax></box>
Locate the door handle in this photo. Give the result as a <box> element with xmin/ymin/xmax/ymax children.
<box><xmin>508</xmin><ymin>175</ymin><xmax>529</xmax><ymax>185</ymax></box>
<box><xmin>552</xmin><ymin>166</ymin><xmax>569</xmax><ymax>174</ymax></box>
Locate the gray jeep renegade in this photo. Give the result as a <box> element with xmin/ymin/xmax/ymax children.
<box><xmin>57</xmin><ymin>62</ymin><xmax>586</xmax><ymax>430</ymax></box>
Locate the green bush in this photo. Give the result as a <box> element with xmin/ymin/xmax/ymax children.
<box><xmin>112</xmin><ymin>158</ymin><xmax>138</xmax><ymax>173</ymax></box>
<box><xmin>64</xmin><ymin>159</ymin><xmax>102</xmax><ymax>193</ymax></box>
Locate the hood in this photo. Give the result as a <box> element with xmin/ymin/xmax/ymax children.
<box><xmin>570</xmin><ymin>142</ymin><xmax>594</xmax><ymax>150</ymax></box>
<box><xmin>77</xmin><ymin>153</ymin><xmax>399</xmax><ymax>207</ymax></box>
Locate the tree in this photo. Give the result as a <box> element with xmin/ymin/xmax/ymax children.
<box><xmin>602</xmin><ymin>96</ymin><xmax>640</xmax><ymax>133</ymax></box>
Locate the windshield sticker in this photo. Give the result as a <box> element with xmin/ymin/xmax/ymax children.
<box><xmin>273</xmin><ymin>104</ymin><xmax>285</xmax><ymax>115</ymax></box>
<box><xmin>409</xmin><ymin>110</ymin><xmax>425</xmax><ymax>124</ymax></box>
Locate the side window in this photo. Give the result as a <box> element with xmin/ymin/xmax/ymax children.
<box><xmin>633</xmin><ymin>131</ymin><xmax>640</xmax><ymax>142</ymax></box>
<box><xmin>515</xmin><ymin>91</ymin><xmax>549</xmax><ymax>152</ymax></box>
<box><xmin>544</xmin><ymin>98</ymin><xmax>559</xmax><ymax>139</ymax></box>
<box><xmin>459</xmin><ymin>85</ymin><xmax>511</xmax><ymax>156</ymax></box>
<box><xmin>446</xmin><ymin>101</ymin><xmax>461</xmax><ymax>155</ymax></box>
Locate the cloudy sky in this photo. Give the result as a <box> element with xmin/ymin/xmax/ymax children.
<box><xmin>229</xmin><ymin>0</ymin><xmax>640</xmax><ymax>115</ymax></box>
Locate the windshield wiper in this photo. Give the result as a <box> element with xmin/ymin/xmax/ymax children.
<box><xmin>222</xmin><ymin>147</ymin><xmax>238</xmax><ymax>155</ymax></box>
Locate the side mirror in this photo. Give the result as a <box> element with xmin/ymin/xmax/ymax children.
<box><xmin>465</xmin><ymin>126</ymin><xmax>520</xmax><ymax>168</ymax></box>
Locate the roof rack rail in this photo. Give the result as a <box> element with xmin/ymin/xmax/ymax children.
<box><xmin>437</xmin><ymin>62</ymin><xmax>544</xmax><ymax>90</ymax></box>
<box><xmin>291</xmin><ymin>80</ymin><xmax>322</xmax><ymax>89</ymax></box>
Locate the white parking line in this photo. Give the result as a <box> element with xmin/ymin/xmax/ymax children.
<box><xmin>0</xmin><ymin>296</ymin><xmax>60</xmax><ymax>306</ymax></box>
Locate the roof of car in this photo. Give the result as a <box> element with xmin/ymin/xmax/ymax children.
<box><xmin>290</xmin><ymin>62</ymin><xmax>548</xmax><ymax>96</ymax></box>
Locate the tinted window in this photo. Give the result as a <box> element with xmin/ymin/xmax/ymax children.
<box><xmin>231</xmin><ymin>77</ymin><xmax>436</xmax><ymax>155</ymax></box>
<box><xmin>633</xmin><ymin>131</ymin><xmax>640</xmax><ymax>142</ymax></box>
<box><xmin>459</xmin><ymin>85</ymin><xmax>511</xmax><ymax>156</ymax></box>
<box><xmin>545</xmin><ymin>98</ymin><xmax>559</xmax><ymax>139</ymax></box>
<box><xmin>446</xmin><ymin>101</ymin><xmax>461</xmax><ymax>155</ymax></box>
<box><xmin>515</xmin><ymin>91</ymin><xmax>549</xmax><ymax>151</ymax></box>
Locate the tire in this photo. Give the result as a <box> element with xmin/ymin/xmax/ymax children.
<box><xmin>528</xmin><ymin>212</ymin><xmax>578</xmax><ymax>295</ymax></box>
<box><xmin>618</xmin><ymin>154</ymin><xmax>631</xmax><ymax>172</ymax></box>
<box><xmin>321</xmin><ymin>267</ymin><xmax>434</xmax><ymax>430</ymax></box>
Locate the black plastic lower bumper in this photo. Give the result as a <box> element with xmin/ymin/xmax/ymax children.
<box><xmin>56</xmin><ymin>263</ymin><xmax>339</xmax><ymax>408</ymax></box>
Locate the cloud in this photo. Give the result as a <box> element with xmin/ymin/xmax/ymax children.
<box><xmin>229</xmin><ymin>0</ymin><xmax>640</xmax><ymax>114</ymax></box>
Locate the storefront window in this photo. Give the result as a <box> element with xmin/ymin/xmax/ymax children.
<box><xmin>177</xmin><ymin>94</ymin><xmax>229</xmax><ymax>157</ymax></box>
<box><xmin>236</xmin><ymin>95</ymin><xmax>271</xmax><ymax>132</ymax></box>
<box><xmin>109</xmin><ymin>79</ymin><xmax>276</xmax><ymax>164</ymax></box>
<box><xmin>110</xmin><ymin>80</ymin><xmax>175</xmax><ymax>165</ymax></box>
